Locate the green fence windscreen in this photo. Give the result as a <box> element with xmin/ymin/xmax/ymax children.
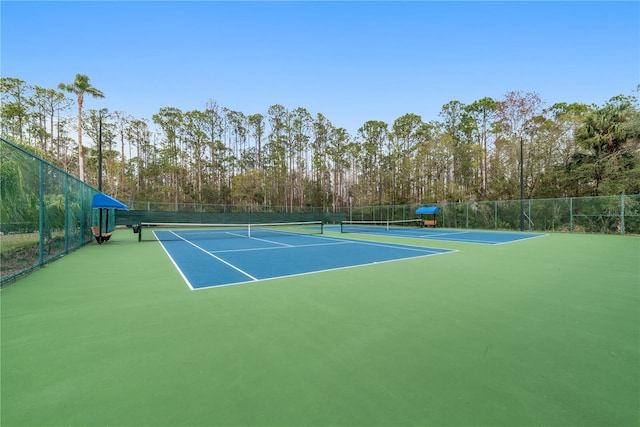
<box><xmin>1</xmin><ymin>137</ymin><xmax>99</xmax><ymax>285</ymax></box>
<box><xmin>3</xmin><ymin>134</ymin><xmax>637</xmax><ymax>285</ymax></box>
<box><xmin>114</xmin><ymin>195</ymin><xmax>639</xmax><ymax>235</ymax></box>
<box><xmin>344</xmin><ymin>197</ymin><xmax>639</xmax><ymax>235</ymax></box>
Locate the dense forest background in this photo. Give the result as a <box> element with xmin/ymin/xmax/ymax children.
<box><xmin>2</xmin><ymin>76</ymin><xmax>639</xmax><ymax>211</ymax></box>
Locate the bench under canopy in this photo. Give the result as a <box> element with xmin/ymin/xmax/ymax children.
<box><xmin>91</xmin><ymin>193</ymin><xmax>129</xmax><ymax>244</ymax></box>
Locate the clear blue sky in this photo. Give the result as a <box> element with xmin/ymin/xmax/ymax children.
<box><xmin>2</xmin><ymin>1</ymin><xmax>639</xmax><ymax>136</ymax></box>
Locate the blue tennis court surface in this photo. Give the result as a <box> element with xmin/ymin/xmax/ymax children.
<box><xmin>332</xmin><ymin>225</ymin><xmax>545</xmax><ymax>244</ymax></box>
<box><xmin>154</xmin><ymin>229</ymin><xmax>454</xmax><ymax>290</ymax></box>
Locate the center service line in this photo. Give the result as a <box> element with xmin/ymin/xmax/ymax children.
<box><xmin>167</xmin><ymin>231</ymin><xmax>258</xmax><ymax>281</ymax></box>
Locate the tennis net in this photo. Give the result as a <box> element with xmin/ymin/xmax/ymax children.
<box><xmin>137</xmin><ymin>220</ymin><xmax>324</xmax><ymax>242</ymax></box>
<box><xmin>340</xmin><ymin>219</ymin><xmax>423</xmax><ymax>233</ymax></box>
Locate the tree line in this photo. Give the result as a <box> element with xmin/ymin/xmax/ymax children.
<box><xmin>2</xmin><ymin>75</ymin><xmax>639</xmax><ymax>210</ymax></box>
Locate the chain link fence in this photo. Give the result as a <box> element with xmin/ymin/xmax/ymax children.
<box><xmin>4</xmin><ymin>135</ymin><xmax>637</xmax><ymax>285</ymax></box>
<box><xmin>348</xmin><ymin>196</ymin><xmax>640</xmax><ymax>235</ymax></box>
<box><xmin>118</xmin><ymin>195</ymin><xmax>639</xmax><ymax>236</ymax></box>
<box><xmin>1</xmin><ymin>137</ymin><xmax>100</xmax><ymax>285</ymax></box>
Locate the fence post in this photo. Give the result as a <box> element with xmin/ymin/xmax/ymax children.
<box><xmin>466</xmin><ymin>202</ymin><xmax>469</xmax><ymax>229</ymax></box>
<box><xmin>569</xmin><ymin>197</ymin><xmax>573</xmax><ymax>233</ymax></box>
<box><xmin>494</xmin><ymin>201</ymin><xmax>498</xmax><ymax>230</ymax></box>
<box><xmin>64</xmin><ymin>174</ymin><xmax>69</xmax><ymax>253</ymax></box>
<box><xmin>38</xmin><ymin>160</ymin><xmax>44</xmax><ymax>266</ymax></box>
<box><xmin>621</xmin><ymin>194</ymin><xmax>625</xmax><ymax>236</ymax></box>
<box><xmin>442</xmin><ymin>205</ymin><xmax>445</xmax><ymax>228</ymax></box>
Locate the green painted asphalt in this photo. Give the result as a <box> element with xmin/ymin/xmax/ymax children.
<box><xmin>1</xmin><ymin>230</ymin><xmax>638</xmax><ymax>426</ymax></box>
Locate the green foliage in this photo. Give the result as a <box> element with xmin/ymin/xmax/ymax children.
<box><xmin>231</xmin><ymin>170</ymin><xmax>266</xmax><ymax>205</ymax></box>
<box><xmin>572</xmin><ymin>95</ymin><xmax>640</xmax><ymax>195</ymax></box>
<box><xmin>0</xmin><ymin>142</ymin><xmax>39</xmax><ymax>233</ymax></box>
<box><xmin>1</xmin><ymin>138</ymin><xmax>99</xmax><ymax>284</ymax></box>
<box><xmin>3</xmin><ymin>75</ymin><xmax>640</xmax><ymax>208</ymax></box>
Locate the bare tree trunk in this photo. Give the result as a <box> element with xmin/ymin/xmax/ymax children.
<box><xmin>77</xmin><ymin>93</ymin><xmax>85</xmax><ymax>181</ymax></box>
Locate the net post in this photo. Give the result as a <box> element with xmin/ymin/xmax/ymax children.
<box><xmin>138</xmin><ymin>224</ymin><xmax>142</xmax><ymax>242</ymax></box>
<box><xmin>248</xmin><ymin>223</ymin><xmax>251</xmax><ymax>238</ymax></box>
<box><xmin>320</xmin><ymin>221</ymin><xmax>324</xmax><ymax>234</ymax></box>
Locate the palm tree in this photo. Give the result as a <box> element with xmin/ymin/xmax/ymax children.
<box><xmin>58</xmin><ymin>74</ymin><xmax>105</xmax><ymax>182</ymax></box>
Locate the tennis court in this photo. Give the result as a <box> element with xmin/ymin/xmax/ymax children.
<box><xmin>1</xmin><ymin>226</ymin><xmax>638</xmax><ymax>426</ymax></box>
<box><xmin>338</xmin><ymin>219</ymin><xmax>545</xmax><ymax>244</ymax></box>
<box><xmin>141</xmin><ymin>222</ymin><xmax>454</xmax><ymax>289</ymax></box>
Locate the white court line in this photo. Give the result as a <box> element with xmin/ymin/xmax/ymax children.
<box><xmin>225</xmin><ymin>231</ymin><xmax>292</xmax><ymax>247</ymax></box>
<box><xmin>492</xmin><ymin>233</ymin><xmax>548</xmax><ymax>245</ymax></box>
<box><xmin>416</xmin><ymin>231</ymin><xmax>470</xmax><ymax>238</ymax></box>
<box><xmin>157</xmin><ymin>229</ymin><xmax>455</xmax><ymax>290</ymax></box>
<box><xmin>209</xmin><ymin>232</ymin><xmax>442</xmax><ymax>255</ymax></box>
<box><xmin>282</xmin><ymin>231</ymin><xmax>446</xmax><ymax>253</ymax></box>
<box><xmin>155</xmin><ymin>234</ymin><xmax>197</xmax><ymax>291</ymax></box>
<box><xmin>351</xmin><ymin>241</ymin><xmax>446</xmax><ymax>254</ymax></box>
<box><xmin>211</xmin><ymin>240</ymin><xmax>352</xmax><ymax>254</ymax></box>
<box><xmin>416</xmin><ymin>231</ymin><xmax>547</xmax><ymax>245</ymax></box>
<box><xmin>422</xmin><ymin>237</ymin><xmax>498</xmax><ymax>244</ymax></box>
<box><xmin>422</xmin><ymin>230</ymin><xmax>470</xmax><ymax>236</ymax></box>
<box><xmin>246</xmin><ymin>236</ymin><xmax>293</xmax><ymax>247</ymax></box>
<box><xmin>225</xmin><ymin>231</ymin><xmax>248</xmax><ymax>238</ymax></box>
<box><xmin>192</xmin><ymin>249</ymin><xmax>458</xmax><ymax>291</ymax></box>
<box><xmin>297</xmin><ymin>232</ymin><xmax>450</xmax><ymax>254</ymax></box>
<box><xmin>163</xmin><ymin>230</ymin><xmax>258</xmax><ymax>281</ymax></box>
<box><xmin>340</xmin><ymin>226</ymin><xmax>547</xmax><ymax>245</ymax></box>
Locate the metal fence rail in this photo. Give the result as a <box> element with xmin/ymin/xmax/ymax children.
<box><xmin>120</xmin><ymin>195</ymin><xmax>640</xmax><ymax>235</ymax></box>
<box><xmin>1</xmin><ymin>137</ymin><xmax>100</xmax><ymax>285</ymax></box>
<box><xmin>347</xmin><ymin>196</ymin><xmax>640</xmax><ymax>235</ymax></box>
<box><xmin>3</xmin><ymin>135</ymin><xmax>637</xmax><ymax>285</ymax></box>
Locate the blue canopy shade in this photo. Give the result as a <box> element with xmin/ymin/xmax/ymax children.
<box><xmin>415</xmin><ymin>206</ymin><xmax>439</xmax><ymax>215</ymax></box>
<box><xmin>92</xmin><ymin>193</ymin><xmax>129</xmax><ymax>211</ymax></box>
